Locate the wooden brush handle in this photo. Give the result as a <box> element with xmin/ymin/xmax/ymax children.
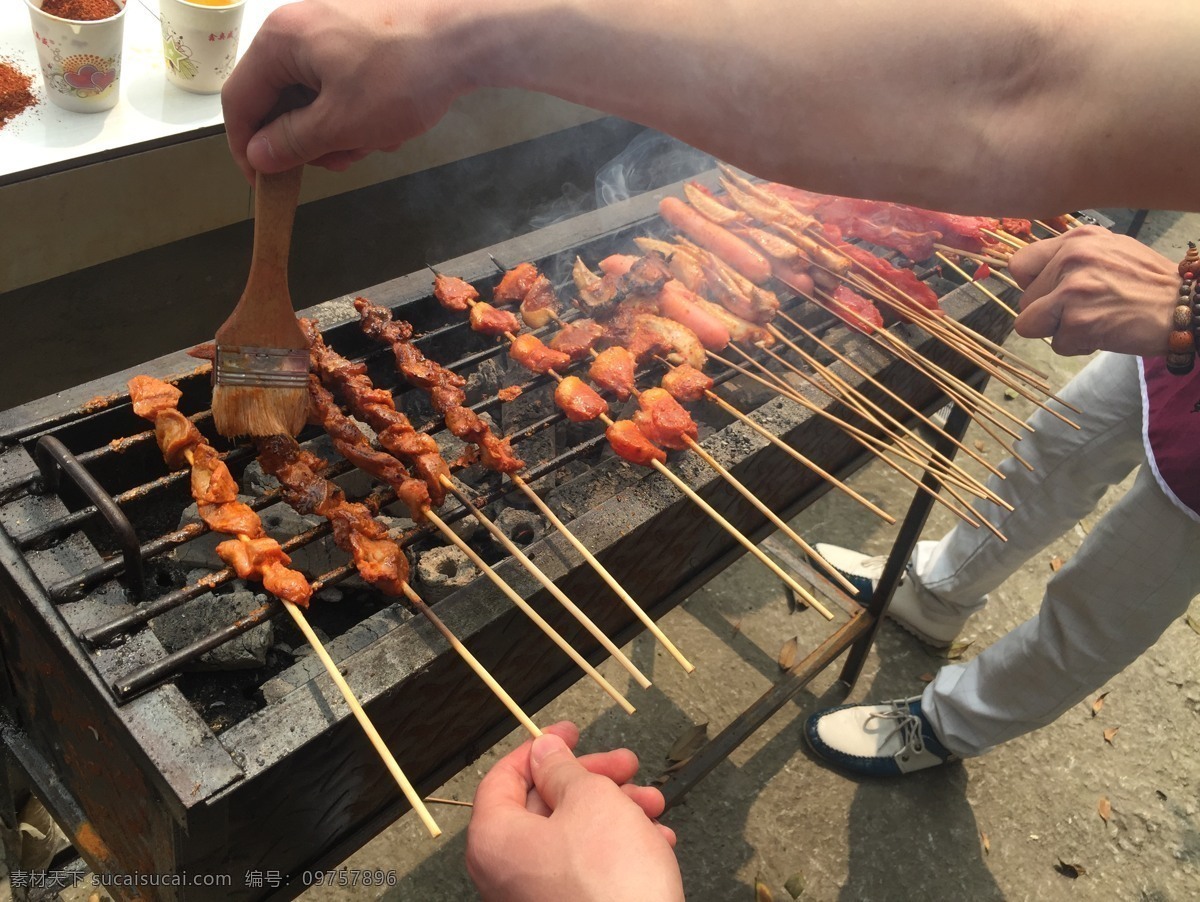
<box><xmin>217</xmin><ymin>167</ymin><xmax>306</xmax><ymax>347</ymax></box>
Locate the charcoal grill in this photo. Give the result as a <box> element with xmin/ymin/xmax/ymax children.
<box><xmin>0</xmin><ymin>170</ymin><xmax>1011</xmax><ymax>900</ymax></box>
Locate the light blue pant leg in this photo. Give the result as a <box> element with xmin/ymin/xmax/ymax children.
<box><xmin>910</xmin><ymin>353</ymin><xmax>1200</xmax><ymax>756</ymax></box>
<box><xmin>912</xmin><ymin>351</ymin><xmax>1146</xmax><ymax>621</ymax></box>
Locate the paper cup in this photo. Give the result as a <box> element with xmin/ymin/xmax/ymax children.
<box><xmin>24</xmin><ymin>0</ymin><xmax>127</xmax><ymax>113</ymax></box>
<box><xmin>159</xmin><ymin>0</ymin><xmax>247</xmax><ymax>95</ymax></box>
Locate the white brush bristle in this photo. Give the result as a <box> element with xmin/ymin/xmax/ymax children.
<box><xmin>212</xmin><ymin>385</ymin><xmax>309</xmax><ymax>437</ymax></box>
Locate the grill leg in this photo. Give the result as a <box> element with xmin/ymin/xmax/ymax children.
<box><xmin>659</xmin><ymin>379</ymin><xmax>988</xmax><ymax>808</ymax></box>
<box><xmin>837</xmin><ymin>390</ymin><xmax>982</xmax><ymax>690</ymax></box>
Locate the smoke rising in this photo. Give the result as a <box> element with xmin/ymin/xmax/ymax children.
<box><xmin>526</xmin><ymin>128</ymin><xmax>717</xmax><ymax>231</ymax></box>
<box><xmin>594</xmin><ymin>130</ymin><xmax>716</xmax><ymax>208</ymax></box>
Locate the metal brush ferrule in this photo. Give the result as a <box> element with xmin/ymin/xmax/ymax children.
<box><xmin>214</xmin><ymin>346</ymin><xmax>310</xmax><ymax>388</ymax></box>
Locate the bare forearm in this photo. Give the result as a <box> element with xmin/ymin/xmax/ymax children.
<box><xmin>466</xmin><ymin>0</ymin><xmax>1199</xmax><ymax>215</ymax></box>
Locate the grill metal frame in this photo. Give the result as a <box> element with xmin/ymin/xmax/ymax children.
<box><xmin>0</xmin><ymin>172</ymin><xmax>1012</xmax><ymax>899</ymax></box>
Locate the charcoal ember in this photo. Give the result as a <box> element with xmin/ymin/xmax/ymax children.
<box><xmin>172</xmin><ymin>500</ymin><xmax>324</xmax><ymax>574</ymax></box>
<box><xmin>26</xmin><ymin>530</ymin><xmax>102</xmax><ymax>590</ymax></box>
<box><xmin>465</xmin><ymin>358</ymin><xmax>503</xmax><ymax>403</ymax></box>
<box><xmin>415</xmin><ymin>546</ymin><xmax>479</xmax><ymax>602</ymax></box>
<box><xmin>150</xmin><ymin>588</ymin><xmax>273</xmax><ymax>670</ymax></box>
<box><xmin>494</xmin><ymin>507</ymin><xmax>544</xmax><ymax>549</ymax></box>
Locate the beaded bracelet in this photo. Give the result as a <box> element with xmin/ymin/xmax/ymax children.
<box><xmin>1167</xmin><ymin>242</ymin><xmax>1199</xmax><ymax>375</ymax></box>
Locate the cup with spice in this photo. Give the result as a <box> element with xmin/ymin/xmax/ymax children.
<box><xmin>158</xmin><ymin>0</ymin><xmax>248</xmax><ymax>95</ymax></box>
<box><xmin>24</xmin><ymin>0</ymin><xmax>127</xmax><ymax>113</ymax></box>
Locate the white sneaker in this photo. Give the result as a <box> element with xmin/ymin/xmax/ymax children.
<box><xmin>811</xmin><ymin>543</ymin><xmax>968</xmax><ymax>649</ymax></box>
<box><xmin>805</xmin><ymin>696</ymin><xmax>957</xmax><ymax>776</ymax></box>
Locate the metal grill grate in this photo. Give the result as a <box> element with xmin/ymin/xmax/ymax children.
<box><xmin>0</xmin><ymin>170</ymin><xmax>1014</xmax><ymax>897</ymax></box>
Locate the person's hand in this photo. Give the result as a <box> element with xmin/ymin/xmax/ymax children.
<box><xmin>221</xmin><ymin>0</ymin><xmax>474</xmax><ymax>181</ymax></box>
<box><xmin>466</xmin><ymin>721</ymin><xmax>684</xmax><ymax>902</ymax></box>
<box><xmin>1009</xmin><ymin>225</ymin><xmax>1179</xmax><ymax>357</ymax></box>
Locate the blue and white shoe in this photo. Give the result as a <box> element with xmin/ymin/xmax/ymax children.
<box><xmin>810</xmin><ymin>543</ymin><xmax>967</xmax><ymax>649</ymax></box>
<box><xmin>805</xmin><ymin>697</ymin><xmax>957</xmax><ymax>777</ymax></box>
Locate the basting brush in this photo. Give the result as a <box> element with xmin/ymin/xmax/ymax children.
<box><xmin>212</xmin><ymin>165</ymin><xmax>309</xmax><ymax>437</ymax></box>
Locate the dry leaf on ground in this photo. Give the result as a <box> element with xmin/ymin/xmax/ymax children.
<box><xmin>784</xmin><ymin>873</ymin><xmax>806</xmax><ymax>899</ymax></box>
<box><xmin>1187</xmin><ymin>613</ymin><xmax>1200</xmax><ymax>636</ymax></box>
<box><xmin>667</xmin><ymin>723</ymin><xmax>708</xmax><ymax>764</ymax></box>
<box><xmin>730</xmin><ymin>618</ymin><xmax>743</xmax><ymax>637</ymax></box>
<box><xmin>1098</xmin><ymin>797</ymin><xmax>1112</xmax><ymax>824</ymax></box>
<box><xmin>929</xmin><ymin>640</ymin><xmax>974</xmax><ymax>661</ymax></box>
<box><xmin>1054</xmin><ymin>859</ymin><xmax>1087</xmax><ymax>879</ymax></box>
<box><xmin>1103</xmin><ymin>726</ymin><xmax>1120</xmax><ymax>745</ymax></box>
<box><xmin>1049</xmin><ymin>555</ymin><xmax>1064</xmax><ymax>572</ymax></box>
<box><xmin>778</xmin><ymin>636</ymin><xmax>799</xmax><ymax>670</ymax></box>
<box><xmin>755</xmin><ymin>874</ymin><xmax>774</xmax><ymax>902</ymax></box>
<box><xmin>918</xmin><ymin>672</ymin><xmax>935</xmax><ymax>683</ymax></box>
<box><xmin>1091</xmin><ymin>692</ymin><xmax>1109</xmax><ymax>717</ymax></box>
<box><xmin>981</xmin><ymin>832</ymin><xmax>991</xmax><ymax>855</ymax></box>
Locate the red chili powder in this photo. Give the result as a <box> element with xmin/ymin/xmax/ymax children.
<box><xmin>0</xmin><ymin>61</ymin><xmax>37</xmax><ymax>130</ymax></box>
<box><xmin>40</xmin><ymin>0</ymin><xmax>121</xmax><ymax>21</ymax></box>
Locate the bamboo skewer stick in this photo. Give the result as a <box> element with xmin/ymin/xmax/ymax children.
<box><xmin>933</xmin><ymin>243</ymin><xmax>1011</xmax><ymax>268</ymax></box>
<box><xmin>643</xmin><ymin>450</ymin><xmax>837</xmax><ymax>618</ymax></box>
<box><xmin>774</xmin><ymin>312</ymin><xmax>1008</xmax><ymax>483</ymax></box>
<box><xmin>761</xmin><ymin>328</ymin><xmax>1009</xmax><ymax>507</ymax></box>
<box><xmin>865</xmin><ymin>329</ymin><xmax>1035</xmax><ymax>467</ymax></box>
<box><xmin>438</xmin><ymin>476</ymin><xmax>652</xmax><ymax>690</ymax></box>
<box><xmin>839</xmin><ymin>269</ymin><xmax>1059</xmax><ymax>399</ymax></box>
<box><xmin>931</xmin><ymin>250</ymin><xmax>1027</xmax><ymax>303</ymax></box>
<box><xmin>727</xmin><ymin>342</ymin><xmax>987</xmax><ymax>499</ymax></box>
<box><xmin>422</xmin><ymin>507</ymin><xmax>637</xmax><ymax>715</ymax></box>
<box><xmin>751</xmin><ymin>340</ymin><xmax>991</xmax><ymax>499</ymax></box>
<box><xmin>279</xmin><ymin>584</ymin><xmax>442</xmax><ymax>837</ymax></box>
<box><xmin>935</xmin><ymin>252</ymin><xmax>1021</xmax><ymax>319</ymax></box>
<box><xmin>1034</xmin><ymin>219</ymin><xmax>1064</xmax><ymax>237</ymax></box>
<box><xmin>986</xmin><ymin>268</ymin><xmax>1025</xmax><ymax>293</ymax></box>
<box><xmin>678</xmin><ymin>434</ymin><xmax>859</xmax><ymax>600</ymax></box>
<box><xmin>733</xmin><ymin>346</ymin><xmax>1007</xmax><ymax>540</ymax></box>
<box><xmin>425</xmin><ymin>797</ymin><xmax>474</xmax><ymax>808</ymax></box>
<box><xmin>982</xmin><ymin>227</ymin><xmax>1027</xmax><ymax>249</ymax></box>
<box><xmin>710</xmin><ymin>349</ymin><xmax>986</xmax><ymax>529</ymax></box>
<box><xmin>399</xmin><ymin>582</ymin><xmax>541</xmax><ymax>736</ymax></box>
<box><xmin>509</xmin><ymin>472</ymin><xmax>696</xmax><ymax>673</ymax></box>
<box><xmin>699</xmin><ymin>387</ymin><xmax>896</xmax><ymax>524</ymax></box>
<box><xmin>836</xmin><ymin>307</ymin><xmax>1029</xmax><ymax>439</ymax></box>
